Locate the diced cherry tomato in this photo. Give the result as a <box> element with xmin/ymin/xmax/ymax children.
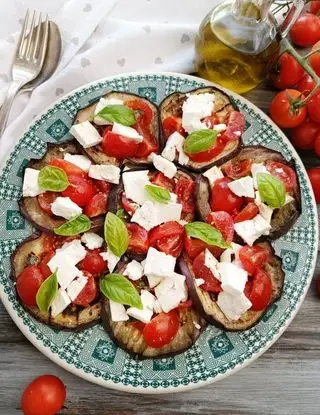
<box><xmin>178</xmin><ymin>299</ymin><xmax>193</xmax><ymax>309</ymax></box>
<box><xmin>127</xmin><ymin>223</ymin><xmax>149</xmax><ymax>254</ymax></box>
<box><xmin>102</xmin><ymin>131</ymin><xmax>139</xmax><ymax>158</ymax></box>
<box><xmin>184</xmin><ymin>235</ymin><xmax>222</xmax><ymax>259</ymax></box>
<box><xmin>16</xmin><ymin>265</ymin><xmax>45</xmax><ymax>307</ymax></box>
<box><xmin>187</xmin><ymin>136</ymin><xmax>226</xmax><ymax>163</ymax></box>
<box><xmin>72</xmin><ymin>272</ymin><xmax>97</xmax><ymax>307</ymax></box>
<box><xmin>62</xmin><ymin>175</ymin><xmax>97</xmax><ymax>207</ymax></box>
<box><xmin>246</xmin><ymin>268</ymin><xmax>272</xmax><ymax>311</ymax></box>
<box><xmin>239</xmin><ymin>245</ymin><xmax>270</xmax><ymax>275</ymax></box>
<box><xmin>94</xmin><ymin>180</ymin><xmax>111</xmax><ymax>194</ymax></box>
<box><xmin>175</xmin><ymin>177</ymin><xmax>195</xmax><ymax>214</ymax></box>
<box><xmin>133</xmin><ymin>121</ymin><xmax>159</xmax><ymax>158</ymax></box>
<box><xmin>84</xmin><ymin>192</ymin><xmax>108</xmax><ymax>218</ymax></box>
<box><xmin>48</xmin><ymin>158</ymin><xmax>86</xmax><ymax>178</ymax></box>
<box><xmin>37</xmin><ymin>192</ymin><xmax>59</xmax><ymax>215</ymax></box>
<box><xmin>149</xmin><ymin>221</ymin><xmax>184</xmax><ymax>257</ymax></box>
<box><xmin>211</xmin><ymin>177</ymin><xmax>243</xmax><ymax>215</ymax></box>
<box><xmin>206</xmin><ymin>211</ymin><xmax>234</xmax><ymax>243</ymax></box>
<box><xmin>39</xmin><ymin>251</ymin><xmax>55</xmax><ymax>279</ymax></box>
<box><xmin>223</xmin><ymin>111</ymin><xmax>245</xmax><ymax>140</ymax></box>
<box><xmin>150</xmin><ymin>172</ymin><xmax>175</xmax><ymax>191</ymax></box>
<box><xmin>266</xmin><ymin>161</ymin><xmax>297</xmax><ymax>192</ymax></box>
<box><xmin>142</xmin><ymin>311</ymin><xmax>179</xmax><ymax>348</ymax></box>
<box><xmin>223</xmin><ymin>159</ymin><xmax>252</xmax><ymax>179</ymax></box>
<box><xmin>202</xmin><ymin>115</ymin><xmax>218</xmax><ymax>129</ymax></box>
<box><xmin>233</xmin><ymin>202</ymin><xmax>259</xmax><ymax>223</ymax></box>
<box><xmin>192</xmin><ymin>251</ymin><xmax>222</xmax><ymax>293</ymax></box>
<box><xmin>126</xmin><ymin>99</ymin><xmax>153</xmax><ymax>125</ymax></box>
<box><xmin>162</xmin><ymin>116</ymin><xmax>185</xmax><ymax>139</ymax></box>
<box><xmin>79</xmin><ymin>249</ymin><xmax>107</xmax><ymax>276</ymax></box>
<box><xmin>157</xmin><ymin>235</ymin><xmax>184</xmax><ymax>258</ymax></box>
<box><xmin>121</xmin><ymin>193</ymin><xmax>138</xmax><ymax>215</ymax></box>
<box><xmin>296</xmin><ymin>74</ymin><xmax>316</xmax><ymax>96</ymax></box>
<box><xmin>130</xmin><ymin>321</ymin><xmax>146</xmax><ymax>332</ymax></box>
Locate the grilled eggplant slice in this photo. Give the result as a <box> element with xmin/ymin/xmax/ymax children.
<box><xmin>19</xmin><ymin>141</ymin><xmax>106</xmax><ymax>233</ymax></box>
<box><xmin>159</xmin><ymin>87</ymin><xmax>242</xmax><ymax>172</ymax></box>
<box><xmin>101</xmin><ymin>262</ymin><xmax>205</xmax><ymax>358</ymax></box>
<box><xmin>11</xmin><ymin>233</ymin><xmax>101</xmax><ymax>330</ymax></box>
<box><xmin>73</xmin><ymin>91</ymin><xmax>161</xmax><ymax>166</ymax></box>
<box><xmin>196</xmin><ymin>145</ymin><xmax>302</xmax><ymax>241</ymax></box>
<box><xmin>179</xmin><ymin>242</ymin><xmax>284</xmax><ymax>331</ymax></box>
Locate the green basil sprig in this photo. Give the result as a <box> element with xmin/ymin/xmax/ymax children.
<box><xmin>54</xmin><ymin>214</ymin><xmax>91</xmax><ymax>236</ymax></box>
<box><xmin>100</xmin><ymin>273</ymin><xmax>143</xmax><ymax>309</ymax></box>
<box><xmin>104</xmin><ymin>212</ymin><xmax>128</xmax><ymax>257</ymax></box>
<box><xmin>256</xmin><ymin>172</ymin><xmax>286</xmax><ymax>208</ymax></box>
<box><xmin>185</xmin><ymin>222</ymin><xmax>230</xmax><ymax>249</ymax></box>
<box><xmin>145</xmin><ymin>184</ymin><xmax>170</xmax><ymax>204</ymax></box>
<box><xmin>96</xmin><ymin>105</ymin><xmax>136</xmax><ymax>126</ymax></box>
<box><xmin>183</xmin><ymin>129</ymin><xmax>218</xmax><ymax>154</ymax></box>
<box><xmin>36</xmin><ymin>270</ymin><xmax>58</xmax><ymax>313</ymax></box>
<box><xmin>38</xmin><ymin>166</ymin><xmax>69</xmax><ymax>192</ymax></box>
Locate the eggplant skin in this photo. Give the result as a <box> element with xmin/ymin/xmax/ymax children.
<box><xmin>73</xmin><ymin>91</ymin><xmax>162</xmax><ymax>166</ymax></box>
<box><xmin>179</xmin><ymin>242</ymin><xmax>285</xmax><ymax>331</ymax></box>
<box><xmin>11</xmin><ymin>233</ymin><xmax>101</xmax><ymax>331</ymax></box>
<box><xmin>196</xmin><ymin>145</ymin><xmax>302</xmax><ymax>241</ymax></box>
<box><xmin>159</xmin><ymin>86</ymin><xmax>242</xmax><ymax>172</ymax></box>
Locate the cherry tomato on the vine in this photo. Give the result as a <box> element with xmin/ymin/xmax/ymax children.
<box><xmin>269</xmin><ymin>89</ymin><xmax>307</xmax><ymax>128</ymax></box>
<box><xmin>309</xmin><ymin>41</ymin><xmax>320</xmax><ymax>77</ymax></box>
<box><xmin>291</xmin><ymin>119</ymin><xmax>320</xmax><ymax>150</ymax></box>
<box><xmin>314</xmin><ymin>133</ymin><xmax>320</xmax><ymax>156</ymax></box>
<box><xmin>269</xmin><ymin>53</ymin><xmax>304</xmax><ymax>89</ymax></box>
<box><xmin>296</xmin><ymin>74</ymin><xmax>316</xmax><ymax>97</ymax></box>
<box><xmin>307</xmin><ymin>91</ymin><xmax>320</xmax><ymax>123</ymax></box>
<box><xmin>307</xmin><ymin>167</ymin><xmax>320</xmax><ymax>203</ymax></box>
<box><xmin>290</xmin><ymin>13</ymin><xmax>320</xmax><ymax>47</ymax></box>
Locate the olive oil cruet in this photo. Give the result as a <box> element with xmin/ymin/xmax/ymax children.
<box><xmin>195</xmin><ymin>0</ymin><xmax>304</xmax><ymax>94</ymax></box>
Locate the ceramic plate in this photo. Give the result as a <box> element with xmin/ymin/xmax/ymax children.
<box><xmin>0</xmin><ymin>73</ymin><xmax>318</xmax><ymax>393</ymax></box>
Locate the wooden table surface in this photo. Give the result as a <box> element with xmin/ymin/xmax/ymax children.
<box><xmin>0</xmin><ymin>81</ymin><xmax>319</xmax><ymax>415</ymax></box>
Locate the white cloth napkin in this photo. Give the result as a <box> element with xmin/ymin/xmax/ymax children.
<box><xmin>0</xmin><ymin>0</ymin><xmax>221</xmax><ymax>168</ymax></box>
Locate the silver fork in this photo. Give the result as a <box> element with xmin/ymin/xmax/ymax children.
<box><xmin>0</xmin><ymin>10</ymin><xmax>49</xmax><ymax>137</ymax></box>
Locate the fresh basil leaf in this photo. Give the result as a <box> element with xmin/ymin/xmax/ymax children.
<box><xmin>36</xmin><ymin>270</ymin><xmax>58</xmax><ymax>313</ymax></box>
<box><xmin>183</xmin><ymin>129</ymin><xmax>218</xmax><ymax>154</ymax></box>
<box><xmin>96</xmin><ymin>105</ymin><xmax>136</xmax><ymax>126</ymax></box>
<box><xmin>100</xmin><ymin>273</ymin><xmax>143</xmax><ymax>309</ymax></box>
<box><xmin>256</xmin><ymin>173</ymin><xmax>286</xmax><ymax>208</ymax></box>
<box><xmin>54</xmin><ymin>214</ymin><xmax>91</xmax><ymax>236</ymax></box>
<box><xmin>185</xmin><ymin>222</ymin><xmax>230</xmax><ymax>249</ymax></box>
<box><xmin>104</xmin><ymin>212</ymin><xmax>128</xmax><ymax>256</ymax></box>
<box><xmin>38</xmin><ymin>166</ymin><xmax>69</xmax><ymax>192</ymax></box>
<box><xmin>145</xmin><ymin>184</ymin><xmax>170</xmax><ymax>204</ymax></box>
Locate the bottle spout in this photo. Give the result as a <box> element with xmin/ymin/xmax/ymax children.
<box><xmin>233</xmin><ymin>0</ymin><xmax>274</xmax><ymax>21</ymax></box>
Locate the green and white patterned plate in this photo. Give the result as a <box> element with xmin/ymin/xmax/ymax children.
<box><xmin>0</xmin><ymin>73</ymin><xmax>318</xmax><ymax>393</ymax></box>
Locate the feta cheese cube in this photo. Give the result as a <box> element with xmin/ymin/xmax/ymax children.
<box><xmin>182</xmin><ymin>93</ymin><xmax>215</xmax><ymax>133</ymax></box>
<box><xmin>258</xmin><ymin>202</ymin><xmax>274</xmax><ymax>224</ymax></box>
<box><xmin>144</xmin><ymin>247</ymin><xmax>176</xmax><ymax>280</ymax></box>
<box><xmin>70</xmin><ymin>121</ymin><xmax>102</xmax><ymax>148</ymax></box>
<box><xmin>123</xmin><ymin>260</ymin><xmax>144</xmax><ymax>281</ymax></box>
<box><xmin>127</xmin><ymin>290</ymin><xmax>155</xmax><ymax>323</ymax></box>
<box><xmin>220</xmin><ymin>243</ymin><xmax>243</xmax><ymax>263</ymax></box>
<box><xmin>122</xmin><ymin>170</ymin><xmax>151</xmax><ymax>205</ymax></box>
<box><xmin>81</xmin><ymin>232</ymin><xmax>104</xmax><ymax>250</ymax></box>
<box><xmin>217</xmin><ymin>291</ymin><xmax>252</xmax><ymax>321</ymax></box>
<box><xmin>22</xmin><ymin>168</ymin><xmax>45</xmax><ymax>197</ymax></box>
<box><xmin>228</xmin><ymin>176</ymin><xmax>255</xmax><ymax>198</ymax></box>
<box><xmin>195</xmin><ymin>278</ymin><xmax>205</xmax><ymax>287</ymax></box>
<box><xmin>234</xmin><ymin>214</ymin><xmax>271</xmax><ymax>246</ymax></box>
<box><xmin>213</xmin><ymin>123</ymin><xmax>227</xmax><ymax>132</ymax></box>
<box><xmin>154</xmin><ymin>274</ymin><xmax>187</xmax><ymax>313</ymax></box>
<box><xmin>131</xmin><ymin>200</ymin><xmax>157</xmax><ymax>231</ymax></box>
<box><xmin>66</xmin><ymin>273</ymin><xmax>88</xmax><ymax>301</ymax></box>
<box><xmin>55</xmin><ymin>240</ymin><xmax>87</xmax><ymax>264</ymax></box>
<box><xmin>285</xmin><ymin>194</ymin><xmax>295</xmax><ymax>205</ymax></box>
<box><xmin>151</xmin><ymin>153</ymin><xmax>177</xmax><ymax>179</ymax></box>
<box><xmin>53</xmin><ymin>264</ymin><xmax>80</xmax><ymax>290</ymax></box>
<box><xmin>147</xmin><ymin>275</ymin><xmax>163</xmax><ymax>289</ymax></box>
<box><xmin>203</xmin><ymin>166</ymin><xmax>224</xmax><ymax>187</ymax></box>
<box><xmin>161</xmin><ymin>132</ymin><xmax>189</xmax><ymax>165</ymax></box>
<box><xmin>204</xmin><ymin>249</ymin><xmax>221</xmax><ymax>281</ymax></box>
<box><xmin>64</xmin><ymin>153</ymin><xmax>92</xmax><ymax>172</ymax></box>
<box><xmin>51</xmin><ymin>288</ymin><xmax>71</xmax><ymax>317</ymax></box>
<box><xmin>251</xmin><ymin>163</ymin><xmax>269</xmax><ymax>188</ymax></box>
<box><xmin>109</xmin><ymin>299</ymin><xmax>129</xmax><ymax>322</ymax></box>
<box><xmin>88</xmin><ymin>164</ymin><xmax>120</xmax><ymax>184</ymax></box>
<box><xmin>219</xmin><ymin>262</ymin><xmax>248</xmax><ymax>296</ymax></box>
<box><xmin>94</xmin><ymin>97</ymin><xmax>124</xmax><ymax>125</ymax></box>
<box><xmin>112</xmin><ymin>122</ymin><xmax>144</xmax><ymax>143</ymax></box>
<box><xmin>153</xmin><ymin>299</ymin><xmax>163</xmax><ymax>313</ymax></box>
<box><xmin>155</xmin><ymin>201</ymin><xmax>182</xmax><ymax>225</ymax></box>
<box><xmin>51</xmin><ymin>197</ymin><xmax>82</xmax><ymax>220</ymax></box>
<box><xmin>100</xmin><ymin>249</ymin><xmax>120</xmax><ymax>272</ymax></box>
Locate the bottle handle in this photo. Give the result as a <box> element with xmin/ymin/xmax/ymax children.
<box><xmin>280</xmin><ymin>0</ymin><xmax>304</xmax><ymax>38</ymax></box>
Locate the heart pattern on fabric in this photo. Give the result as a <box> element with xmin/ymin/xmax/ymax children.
<box><xmin>181</xmin><ymin>33</ymin><xmax>190</xmax><ymax>44</ymax></box>
<box><xmin>55</xmin><ymin>88</ymin><xmax>64</xmax><ymax>96</ymax></box>
<box><xmin>0</xmin><ymin>74</ymin><xmax>9</xmax><ymax>82</ymax></box>
<box><xmin>81</xmin><ymin>57</ymin><xmax>91</xmax><ymax>68</ymax></box>
<box><xmin>71</xmin><ymin>37</ymin><xmax>79</xmax><ymax>46</ymax></box>
<box><xmin>117</xmin><ymin>58</ymin><xmax>126</xmax><ymax>67</ymax></box>
<box><xmin>83</xmin><ymin>4</ymin><xmax>92</xmax><ymax>12</ymax></box>
<box><xmin>154</xmin><ymin>57</ymin><xmax>163</xmax><ymax>64</ymax></box>
<box><xmin>142</xmin><ymin>25</ymin><xmax>151</xmax><ymax>34</ymax></box>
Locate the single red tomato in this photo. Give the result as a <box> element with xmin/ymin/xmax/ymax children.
<box><xmin>162</xmin><ymin>116</ymin><xmax>185</xmax><ymax>139</ymax></box>
<box><xmin>127</xmin><ymin>223</ymin><xmax>149</xmax><ymax>254</ymax></box>
<box><xmin>192</xmin><ymin>251</ymin><xmax>222</xmax><ymax>293</ymax></box>
<box><xmin>314</xmin><ymin>133</ymin><xmax>320</xmax><ymax>156</ymax></box>
<box><xmin>233</xmin><ymin>202</ymin><xmax>259</xmax><ymax>223</ymax></box>
<box><xmin>291</xmin><ymin>119</ymin><xmax>320</xmax><ymax>150</ymax></box>
<box><xmin>290</xmin><ymin>13</ymin><xmax>320</xmax><ymax>47</ymax></box>
<box><xmin>135</xmin><ymin>128</ymin><xmax>159</xmax><ymax>158</ymax></box>
<box><xmin>309</xmin><ymin>41</ymin><xmax>320</xmax><ymax>77</ymax></box>
<box><xmin>307</xmin><ymin>91</ymin><xmax>320</xmax><ymax>123</ymax></box>
<box><xmin>72</xmin><ymin>273</ymin><xmax>97</xmax><ymax>307</ymax></box>
<box><xmin>84</xmin><ymin>192</ymin><xmax>108</xmax><ymax>218</ymax></box>
<box><xmin>121</xmin><ymin>193</ymin><xmax>138</xmax><ymax>215</ymax></box>
<box><xmin>266</xmin><ymin>161</ymin><xmax>297</xmax><ymax>192</ymax></box>
<box><xmin>186</xmin><ymin>136</ymin><xmax>226</xmax><ymax>163</ymax></box>
<box><xmin>223</xmin><ymin>159</ymin><xmax>252</xmax><ymax>179</ymax></box>
<box><xmin>37</xmin><ymin>192</ymin><xmax>59</xmax><ymax>215</ymax></box>
<box><xmin>269</xmin><ymin>53</ymin><xmax>304</xmax><ymax>89</ymax></box>
<box><xmin>39</xmin><ymin>251</ymin><xmax>55</xmax><ymax>279</ymax></box>
<box><xmin>296</xmin><ymin>74</ymin><xmax>316</xmax><ymax>96</ymax></box>
<box><xmin>126</xmin><ymin>99</ymin><xmax>153</xmax><ymax>125</ymax></box>
<box><xmin>308</xmin><ymin>1</ymin><xmax>320</xmax><ymax>15</ymax></box>
<box><xmin>21</xmin><ymin>374</ymin><xmax>66</xmax><ymax>415</ymax></box>
<box><xmin>307</xmin><ymin>167</ymin><xmax>320</xmax><ymax>203</ymax></box>
<box><xmin>62</xmin><ymin>175</ymin><xmax>97</xmax><ymax>207</ymax></box>
<box><xmin>184</xmin><ymin>235</ymin><xmax>223</xmax><ymax>259</ymax></box>
<box><xmin>206</xmin><ymin>211</ymin><xmax>234</xmax><ymax>243</ymax></box>
<box><xmin>102</xmin><ymin>131</ymin><xmax>139</xmax><ymax>158</ymax></box>
<box><xmin>150</xmin><ymin>172</ymin><xmax>175</xmax><ymax>191</ymax></box>
<box><xmin>223</xmin><ymin>111</ymin><xmax>246</xmax><ymax>141</ymax></box>
<box><xmin>157</xmin><ymin>235</ymin><xmax>184</xmax><ymax>258</ymax></box>
<box><xmin>239</xmin><ymin>245</ymin><xmax>270</xmax><ymax>275</ymax></box>
<box><xmin>175</xmin><ymin>177</ymin><xmax>195</xmax><ymax>214</ymax></box>
<box><xmin>211</xmin><ymin>177</ymin><xmax>243</xmax><ymax>215</ymax></box>
<box><xmin>269</xmin><ymin>89</ymin><xmax>307</xmax><ymax>128</ymax></box>
<box><xmin>16</xmin><ymin>265</ymin><xmax>45</xmax><ymax>307</ymax></box>
<box><xmin>246</xmin><ymin>268</ymin><xmax>273</xmax><ymax>311</ymax></box>
<box><xmin>142</xmin><ymin>311</ymin><xmax>179</xmax><ymax>348</ymax></box>
<box><xmin>48</xmin><ymin>158</ymin><xmax>86</xmax><ymax>178</ymax></box>
<box><xmin>79</xmin><ymin>249</ymin><xmax>107</xmax><ymax>276</ymax></box>
<box><xmin>149</xmin><ymin>221</ymin><xmax>184</xmax><ymax>257</ymax></box>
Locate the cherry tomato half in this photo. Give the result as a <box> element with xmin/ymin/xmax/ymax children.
<box><xmin>184</xmin><ymin>235</ymin><xmax>223</xmax><ymax>259</ymax></box>
<box><xmin>162</xmin><ymin>116</ymin><xmax>185</xmax><ymax>139</ymax></box>
<box><xmin>291</xmin><ymin>119</ymin><xmax>320</xmax><ymax>150</ymax></box>
<box><xmin>266</xmin><ymin>161</ymin><xmax>297</xmax><ymax>192</ymax></box>
<box><xmin>206</xmin><ymin>211</ymin><xmax>234</xmax><ymax>243</ymax></box>
<box><xmin>127</xmin><ymin>223</ymin><xmax>149</xmax><ymax>255</ymax></box>
<box><xmin>48</xmin><ymin>158</ymin><xmax>86</xmax><ymax>178</ymax></box>
<box><xmin>246</xmin><ymin>268</ymin><xmax>273</xmax><ymax>311</ymax></box>
<box><xmin>37</xmin><ymin>192</ymin><xmax>59</xmax><ymax>215</ymax></box>
<box><xmin>223</xmin><ymin>159</ymin><xmax>252</xmax><ymax>179</ymax></box>
<box><xmin>84</xmin><ymin>192</ymin><xmax>108</xmax><ymax>218</ymax></box>
<box><xmin>210</xmin><ymin>177</ymin><xmax>243</xmax><ymax>215</ymax></box>
<box><xmin>269</xmin><ymin>89</ymin><xmax>307</xmax><ymax>129</ymax></box>
<box><xmin>149</xmin><ymin>221</ymin><xmax>184</xmax><ymax>257</ymax></box>
<box><xmin>150</xmin><ymin>172</ymin><xmax>175</xmax><ymax>192</ymax></box>
<box><xmin>307</xmin><ymin>167</ymin><xmax>320</xmax><ymax>203</ymax></box>
<box><xmin>239</xmin><ymin>245</ymin><xmax>270</xmax><ymax>275</ymax></box>
<box><xmin>79</xmin><ymin>249</ymin><xmax>107</xmax><ymax>276</ymax></box>
<box><xmin>16</xmin><ymin>265</ymin><xmax>45</xmax><ymax>307</ymax></box>
<box><xmin>175</xmin><ymin>176</ymin><xmax>195</xmax><ymax>214</ymax></box>
<box><xmin>192</xmin><ymin>251</ymin><xmax>222</xmax><ymax>293</ymax></box>
<box><xmin>223</xmin><ymin>111</ymin><xmax>245</xmax><ymax>141</ymax></box>
<box><xmin>233</xmin><ymin>202</ymin><xmax>259</xmax><ymax>223</ymax></box>
<box><xmin>186</xmin><ymin>136</ymin><xmax>226</xmax><ymax>163</ymax></box>
<box><xmin>72</xmin><ymin>272</ymin><xmax>97</xmax><ymax>307</ymax></box>
<box><xmin>126</xmin><ymin>99</ymin><xmax>153</xmax><ymax>125</ymax></box>
<box><xmin>62</xmin><ymin>175</ymin><xmax>97</xmax><ymax>207</ymax></box>
<box><xmin>290</xmin><ymin>13</ymin><xmax>320</xmax><ymax>47</ymax></box>
<box><xmin>142</xmin><ymin>311</ymin><xmax>179</xmax><ymax>348</ymax></box>
<box><xmin>39</xmin><ymin>251</ymin><xmax>55</xmax><ymax>279</ymax></box>
<box><xmin>102</xmin><ymin>131</ymin><xmax>139</xmax><ymax>158</ymax></box>
<box><xmin>269</xmin><ymin>52</ymin><xmax>304</xmax><ymax>89</ymax></box>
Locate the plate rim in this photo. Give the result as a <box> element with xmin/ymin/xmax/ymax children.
<box><xmin>0</xmin><ymin>71</ymin><xmax>318</xmax><ymax>394</ymax></box>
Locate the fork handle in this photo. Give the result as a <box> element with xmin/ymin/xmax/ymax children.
<box><xmin>0</xmin><ymin>80</ymin><xmax>24</xmax><ymax>137</ymax></box>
